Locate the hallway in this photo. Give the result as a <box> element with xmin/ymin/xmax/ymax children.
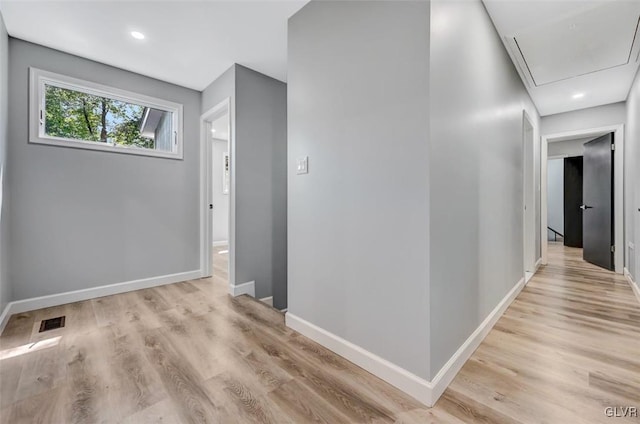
<box><xmin>434</xmin><ymin>242</ymin><xmax>640</xmax><ymax>422</ymax></box>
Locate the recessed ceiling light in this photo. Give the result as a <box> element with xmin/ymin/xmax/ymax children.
<box><xmin>572</xmin><ymin>93</ymin><xmax>585</xmax><ymax>99</ymax></box>
<box><xmin>130</xmin><ymin>31</ymin><xmax>145</xmax><ymax>40</ymax></box>
<box><xmin>211</xmin><ymin>128</ymin><xmax>216</xmax><ymax>133</ymax></box>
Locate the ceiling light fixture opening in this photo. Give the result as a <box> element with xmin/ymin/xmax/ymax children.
<box><xmin>572</xmin><ymin>93</ymin><xmax>585</xmax><ymax>99</ymax></box>
<box><xmin>130</xmin><ymin>31</ymin><xmax>145</xmax><ymax>40</ymax></box>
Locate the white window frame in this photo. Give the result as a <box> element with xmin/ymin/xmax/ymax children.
<box><xmin>29</xmin><ymin>67</ymin><xmax>184</xmax><ymax>160</ymax></box>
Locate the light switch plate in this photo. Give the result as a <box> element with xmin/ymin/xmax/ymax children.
<box><xmin>296</xmin><ymin>156</ymin><xmax>308</xmax><ymax>174</ymax></box>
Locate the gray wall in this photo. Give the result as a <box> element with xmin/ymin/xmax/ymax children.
<box><xmin>547</xmin><ymin>159</ymin><xmax>564</xmax><ymax>240</ymax></box>
<box><xmin>626</xmin><ymin>69</ymin><xmax>640</xmax><ymax>281</ymax></box>
<box><xmin>8</xmin><ymin>39</ymin><xmax>201</xmax><ymax>300</ymax></box>
<box><xmin>0</xmin><ymin>14</ymin><xmax>10</xmax><ymax>312</ymax></box>
<box><xmin>541</xmin><ymin>102</ymin><xmax>626</xmax><ymax>135</ymax></box>
<box><xmin>428</xmin><ymin>0</ymin><xmax>540</xmax><ymax>376</ymax></box>
<box><xmin>235</xmin><ymin>65</ymin><xmax>287</xmax><ymax>309</ymax></box>
<box><xmin>288</xmin><ymin>1</ymin><xmax>431</xmax><ymax>378</ymax></box>
<box><xmin>548</xmin><ymin>137</ymin><xmax>594</xmax><ymax>157</ymax></box>
<box><xmin>201</xmin><ymin>65</ymin><xmax>235</xmax><ymax>114</ymax></box>
<box><xmin>212</xmin><ymin>138</ymin><xmax>229</xmax><ymax>243</ymax></box>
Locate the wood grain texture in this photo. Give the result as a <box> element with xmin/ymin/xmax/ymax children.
<box><xmin>0</xmin><ymin>243</ymin><xmax>637</xmax><ymax>423</ymax></box>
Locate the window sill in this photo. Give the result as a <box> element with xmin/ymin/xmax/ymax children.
<box><xmin>29</xmin><ymin>135</ymin><xmax>184</xmax><ymax>160</ymax></box>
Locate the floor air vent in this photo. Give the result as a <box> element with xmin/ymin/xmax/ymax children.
<box><xmin>39</xmin><ymin>316</ymin><xmax>65</xmax><ymax>332</ymax></box>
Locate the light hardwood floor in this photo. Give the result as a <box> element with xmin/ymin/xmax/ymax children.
<box><xmin>0</xmin><ymin>243</ymin><xmax>638</xmax><ymax>423</ymax></box>
<box><xmin>211</xmin><ymin>245</ymin><xmax>229</xmax><ymax>284</ymax></box>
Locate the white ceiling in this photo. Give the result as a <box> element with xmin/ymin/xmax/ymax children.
<box><xmin>3</xmin><ymin>0</ymin><xmax>638</xmax><ymax>115</ymax></box>
<box><xmin>0</xmin><ymin>0</ymin><xmax>307</xmax><ymax>91</ymax></box>
<box><xmin>484</xmin><ymin>0</ymin><xmax>640</xmax><ymax>116</ymax></box>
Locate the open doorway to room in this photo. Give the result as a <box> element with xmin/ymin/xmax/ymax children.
<box><xmin>542</xmin><ymin>125</ymin><xmax>624</xmax><ymax>273</ymax></box>
<box><xmin>209</xmin><ymin>112</ymin><xmax>230</xmax><ymax>283</ymax></box>
<box><xmin>200</xmin><ymin>98</ymin><xmax>232</xmax><ymax>288</ymax></box>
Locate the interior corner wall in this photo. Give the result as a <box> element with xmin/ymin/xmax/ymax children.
<box><xmin>8</xmin><ymin>39</ymin><xmax>201</xmax><ymax>300</ymax></box>
<box><xmin>626</xmin><ymin>69</ymin><xmax>640</xmax><ymax>281</ymax></box>
<box><xmin>201</xmin><ymin>65</ymin><xmax>235</xmax><ymax>114</ymax></box>
<box><xmin>234</xmin><ymin>65</ymin><xmax>287</xmax><ymax>308</ymax></box>
<box><xmin>428</xmin><ymin>0</ymin><xmax>541</xmax><ymax>376</ymax></box>
<box><xmin>541</xmin><ymin>102</ymin><xmax>626</xmax><ymax>136</ymax></box>
<box><xmin>0</xmin><ymin>14</ymin><xmax>10</xmax><ymax>313</ymax></box>
<box><xmin>288</xmin><ymin>0</ymin><xmax>431</xmax><ymax>379</ymax></box>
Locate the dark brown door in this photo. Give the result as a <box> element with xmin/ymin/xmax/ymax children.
<box><xmin>563</xmin><ymin>156</ymin><xmax>583</xmax><ymax>248</ymax></box>
<box><xmin>582</xmin><ymin>133</ymin><xmax>614</xmax><ymax>271</ymax></box>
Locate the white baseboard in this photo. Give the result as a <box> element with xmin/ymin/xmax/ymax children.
<box><xmin>624</xmin><ymin>268</ymin><xmax>640</xmax><ymax>305</ymax></box>
<box><xmin>285</xmin><ymin>276</ymin><xmax>526</xmax><ymax>407</ymax></box>
<box><xmin>260</xmin><ymin>296</ymin><xmax>273</xmax><ymax>307</ymax></box>
<box><xmin>534</xmin><ymin>257</ymin><xmax>542</xmax><ymax>271</ymax></box>
<box><xmin>428</xmin><ymin>277</ymin><xmax>525</xmax><ymax>403</ymax></box>
<box><xmin>229</xmin><ymin>280</ymin><xmax>255</xmax><ymax>297</ymax></box>
<box><xmin>286</xmin><ymin>312</ymin><xmax>433</xmax><ymax>405</ymax></box>
<box><xmin>211</xmin><ymin>240</ymin><xmax>228</xmax><ymax>247</ymax></box>
<box><xmin>0</xmin><ymin>269</ymin><xmax>201</xmax><ymax>334</ymax></box>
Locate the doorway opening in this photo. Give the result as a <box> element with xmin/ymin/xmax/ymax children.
<box><xmin>200</xmin><ymin>98</ymin><xmax>233</xmax><ymax>287</ymax></box>
<box><xmin>542</xmin><ymin>124</ymin><xmax>624</xmax><ymax>273</ymax></box>
<box><xmin>209</xmin><ymin>112</ymin><xmax>230</xmax><ymax>283</ymax></box>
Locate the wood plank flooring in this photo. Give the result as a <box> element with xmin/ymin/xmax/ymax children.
<box><xmin>0</xmin><ymin>242</ymin><xmax>638</xmax><ymax>423</ymax></box>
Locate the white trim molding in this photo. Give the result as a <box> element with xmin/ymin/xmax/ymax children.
<box><xmin>285</xmin><ymin>277</ymin><xmax>526</xmax><ymax>407</ymax></box>
<box><xmin>260</xmin><ymin>296</ymin><xmax>274</xmax><ymax>307</ymax></box>
<box><xmin>0</xmin><ymin>270</ymin><xmax>200</xmax><ymax>333</ymax></box>
<box><xmin>624</xmin><ymin>268</ymin><xmax>640</xmax><ymax>305</ymax></box>
<box><xmin>428</xmin><ymin>277</ymin><xmax>526</xmax><ymax>403</ymax></box>
<box><xmin>535</xmin><ymin>258</ymin><xmax>542</xmax><ymax>270</ymax></box>
<box><xmin>229</xmin><ymin>281</ymin><xmax>255</xmax><ymax>297</ymax></box>
<box><xmin>286</xmin><ymin>312</ymin><xmax>433</xmax><ymax>405</ymax></box>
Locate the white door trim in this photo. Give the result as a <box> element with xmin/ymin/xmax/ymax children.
<box><xmin>541</xmin><ymin>124</ymin><xmax>624</xmax><ymax>273</ymax></box>
<box><xmin>200</xmin><ymin>98</ymin><xmax>235</xmax><ymax>286</ymax></box>
<box><xmin>522</xmin><ymin>110</ymin><xmax>536</xmax><ymax>277</ymax></box>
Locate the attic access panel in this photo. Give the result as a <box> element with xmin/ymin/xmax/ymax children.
<box><xmin>513</xmin><ymin>3</ymin><xmax>640</xmax><ymax>86</ymax></box>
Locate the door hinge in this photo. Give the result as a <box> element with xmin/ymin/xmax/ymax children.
<box><xmin>611</xmin><ymin>245</ymin><xmax>615</xmax><ymax>253</ymax></box>
<box><xmin>611</xmin><ymin>143</ymin><xmax>615</xmax><ymax>151</ymax></box>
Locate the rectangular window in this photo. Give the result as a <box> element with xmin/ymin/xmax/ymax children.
<box><xmin>29</xmin><ymin>68</ymin><xmax>183</xmax><ymax>159</ymax></box>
